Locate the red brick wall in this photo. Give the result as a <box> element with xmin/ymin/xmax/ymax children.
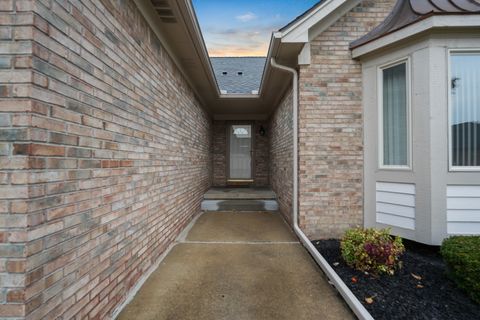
<box><xmin>298</xmin><ymin>0</ymin><xmax>396</xmax><ymax>238</ymax></box>
<box><xmin>212</xmin><ymin>120</ymin><xmax>269</xmax><ymax>187</ymax></box>
<box><xmin>269</xmin><ymin>89</ymin><xmax>293</xmax><ymax>224</ymax></box>
<box><xmin>0</xmin><ymin>1</ymin><xmax>212</xmax><ymax>319</ymax></box>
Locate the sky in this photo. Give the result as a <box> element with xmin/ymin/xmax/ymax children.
<box><xmin>192</xmin><ymin>0</ymin><xmax>319</xmax><ymax>57</ymax></box>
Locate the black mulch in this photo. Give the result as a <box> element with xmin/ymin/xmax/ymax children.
<box><xmin>312</xmin><ymin>239</ymin><xmax>480</xmax><ymax>320</ymax></box>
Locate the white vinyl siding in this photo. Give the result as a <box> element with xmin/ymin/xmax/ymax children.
<box><xmin>449</xmin><ymin>51</ymin><xmax>480</xmax><ymax>170</ymax></box>
<box><xmin>447</xmin><ymin>185</ymin><xmax>480</xmax><ymax>234</ymax></box>
<box><xmin>379</xmin><ymin>60</ymin><xmax>410</xmax><ymax>168</ymax></box>
<box><xmin>376</xmin><ymin>182</ymin><xmax>415</xmax><ymax>230</ymax></box>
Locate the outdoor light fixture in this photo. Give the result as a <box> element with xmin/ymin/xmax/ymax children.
<box><xmin>259</xmin><ymin>125</ymin><xmax>266</xmax><ymax>136</ymax></box>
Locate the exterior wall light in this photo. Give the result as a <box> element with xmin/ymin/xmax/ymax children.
<box><xmin>259</xmin><ymin>125</ymin><xmax>266</xmax><ymax>136</ymax></box>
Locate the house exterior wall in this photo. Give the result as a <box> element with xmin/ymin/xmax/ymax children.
<box><xmin>212</xmin><ymin>120</ymin><xmax>269</xmax><ymax>187</ymax></box>
<box><xmin>0</xmin><ymin>1</ymin><xmax>212</xmax><ymax>319</ymax></box>
<box><xmin>0</xmin><ymin>4</ymin><xmax>32</xmax><ymax>319</ymax></box>
<box><xmin>212</xmin><ymin>121</ymin><xmax>227</xmax><ymax>186</ymax></box>
<box><xmin>362</xmin><ymin>33</ymin><xmax>480</xmax><ymax>245</ymax></box>
<box><xmin>269</xmin><ymin>88</ymin><xmax>293</xmax><ymax>224</ymax></box>
<box><xmin>298</xmin><ymin>0</ymin><xmax>397</xmax><ymax>239</ymax></box>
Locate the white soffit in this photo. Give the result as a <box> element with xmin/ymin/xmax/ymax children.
<box><xmin>352</xmin><ymin>15</ymin><xmax>480</xmax><ymax>59</ymax></box>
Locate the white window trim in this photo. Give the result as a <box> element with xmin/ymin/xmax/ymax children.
<box><xmin>377</xmin><ymin>57</ymin><xmax>412</xmax><ymax>171</ymax></box>
<box><xmin>448</xmin><ymin>49</ymin><xmax>480</xmax><ymax>172</ymax></box>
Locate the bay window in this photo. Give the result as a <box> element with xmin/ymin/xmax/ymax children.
<box><xmin>450</xmin><ymin>52</ymin><xmax>480</xmax><ymax>169</ymax></box>
<box><xmin>380</xmin><ymin>60</ymin><xmax>410</xmax><ymax>168</ymax></box>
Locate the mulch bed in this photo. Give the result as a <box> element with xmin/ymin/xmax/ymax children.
<box><xmin>312</xmin><ymin>239</ymin><xmax>480</xmax><ymax>320</ymax></box>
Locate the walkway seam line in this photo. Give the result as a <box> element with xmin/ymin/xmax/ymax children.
<box><xmin>180</xmin><ymin>240</ymin><xmax>300</xmax><ymax>244</ymax></box>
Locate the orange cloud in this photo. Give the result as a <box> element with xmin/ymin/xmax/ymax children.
<box><xmin>208</xmin><ymin>44</ymin><xmax>268</xmax><ymax>57</ymax></box>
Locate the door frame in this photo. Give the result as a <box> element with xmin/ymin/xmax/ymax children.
<box><xmin>226</xmin><ymin>121</ymin><xmax>255</xmax><ymax>184</ymax></box>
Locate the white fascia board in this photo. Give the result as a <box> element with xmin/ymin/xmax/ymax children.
<box><xmin>213</xmin><ymin>114</ymin><xmax>269</xmax><ymax>121</ymax></box>
<box><xmin>257</xmin><ymin>33</ymin><xmax>281</xmax><ymax>95</ymax></box>
<box><xmin>352</xmin><ymin>15</ymin><xmax>480</xmax><ymax>59</ymax></box>
<box><xmin>280</xmin><ymin>0</ymin><xmax>349</xmax><ymax>43</ymax></box>
<box><xmin>218</xmin><ymin>94</ymin><xmax>260</xmax><ymax>99</ymax></box>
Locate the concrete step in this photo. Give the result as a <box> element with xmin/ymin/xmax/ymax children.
<box><xmin>203</xmin><ymin>188</ymin><xmax>276</xmax><ymax>200</ymax></box>
<box><xmin>201</xmin><ymin>199</ymin><xmax>279</xmax><ymax>212</ymax></box>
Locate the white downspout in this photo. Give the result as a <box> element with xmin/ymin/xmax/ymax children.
<box><xmin>270</xmin><ymin>58</ymin><xmax>373</xmax><ymax>320</ymax></box>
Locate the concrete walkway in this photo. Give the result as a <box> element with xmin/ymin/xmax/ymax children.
<box><xmin>117</xmin><ymin>212</ymin><xmax>354</xmax><ymax>320</ymax></box>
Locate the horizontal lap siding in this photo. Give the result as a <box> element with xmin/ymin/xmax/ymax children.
<box><xmin>376</xmin><ymin>182</ymin><xmax>416</xmax><ymax>230</ymax></box>
<box><xmin>447</xmin><ymin>185</ymin><xmax>480</xmax><ymax>235</ymax></box>
<box><xmin>1</xmin><ymin>0</ymin><xmax>212</xmax><ymax>319</ymax></box>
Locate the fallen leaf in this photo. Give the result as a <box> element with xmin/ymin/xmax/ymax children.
<box><xmin>351</xmin><ymin>277</ymin><xmax>358</xmax><ymax>283</ymax></box>
<box><xmin>411</xmin><ymin>273</ymin><xmax>422</xmax><ymax>281</ymax></box>
<box><xmin>333</xmin><ymin>262</ymin><xmax>339</xmax><ymax>267</ymax></box>
<box><xmin>365</xmin><ymin>297</ymin><xmax>374</xmax><ymax>304</ymax></box>
<box><xmin>416</xmin><ymin>284</ymin><xmax>424</xmax><ymax>289</ymax></box>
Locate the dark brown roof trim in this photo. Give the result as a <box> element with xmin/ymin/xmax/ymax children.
<box><xmin>350</xmin><ymin>0</ymin><xmax>480</xmax><ymax>50</ymax></box>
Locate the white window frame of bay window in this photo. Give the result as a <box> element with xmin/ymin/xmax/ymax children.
<box><xmin>448</xmin><ymin>49</ymin><xmax>480</xmax><ymax>172</ymax></box>
<box><xmin>377</xmin><ymin>57</ymin><xmax>412</xmax><ymax>171</ymax></box>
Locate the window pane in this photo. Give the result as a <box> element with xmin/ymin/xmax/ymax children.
<box><xmin>229</xmin><ymin>125</ymin><xmax>252</xmax><ymax>179</ymax></box>
<box><xmin>383</xmin><ymin>63</ymin><xmax>408</xmax><ymax>166</ymax></box>
<box><xmin>451</xmin><ymin>53</ymin><xmax>480</xmax><ymax>167</ymax></box>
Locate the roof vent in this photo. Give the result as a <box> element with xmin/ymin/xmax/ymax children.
<box><xmin>222</xmin><ymin>71</ymin><xmax>227</xmax><ymax>75</ymax></box>
<box><xmin>237</xmin><ymin>71</ymin><xmax>243</xmax><ymax>75</ymax></box>
<box><xmin>151</xmin><ymin>0</ymin><xmax>178</xmax><ymax>23</ymax></box>
<box><xmin>159</xmin><ymin>17</ymin><xmax>177</xmax><ymax>23</ymax></box>
<box><xmin>151</xmin><ymin>0</ymin><xmax>169</xmax><ymax>7</ymax></box>
<box><xmin>156</xmin><ymin>9</ymin><xmax>174</xmax><ymax>16</ymax></box>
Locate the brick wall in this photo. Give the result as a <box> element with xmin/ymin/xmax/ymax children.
<box><xmin>0</xmin><ymin>1</ymin><xmax>212</xmax><ymax>319</ymax></box>
<box><xmin>298</xmin><ymin>0</ymin><xmax>396</xmax><ymax>238</ymax></box>
<box><xmin>212</xmin><ymin>121</ymin><xmax>227</xmax><ymax>187</ymax></box>
<box><xmin>269</xmin><ymin>89</ymin><xmax>293</xmax><ymax>224</ymax></box>
<box><xmin>253</xmin><ymin>121</ymin><xmax>269</xmax><ymax>187</ymax></box>
<box><xmin>212</xmin><ymin>120</ymin><xmax>269</xmax><ymax>187</ymax></box>
<box><xmin>0</xmin><ymin>3</ymin><xmax>38</xmax><ymax>318</ymax></box>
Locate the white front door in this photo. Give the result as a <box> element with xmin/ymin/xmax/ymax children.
<box><xmin>229</xmin><ymin>124</ymin><xmax>252</xmax><ymax>179</ymax></box>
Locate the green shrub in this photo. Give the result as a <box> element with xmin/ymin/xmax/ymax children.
<box><xmin>441</xmin><ymin>236</ymin><xmax>480</xmax><ymax>304</ymax></box>
<box><xmin>340</xmin><ymin>227</ymin><xmax>405</xmax><ymax>275</ymax></box>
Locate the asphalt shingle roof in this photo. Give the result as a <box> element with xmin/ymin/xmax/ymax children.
<box><xmin>210</xmin><ymin>57</ymin><xmax>266</xmax><ymax>94</ymax></box>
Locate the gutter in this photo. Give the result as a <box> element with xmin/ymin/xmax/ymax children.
<box><xmin>270</xmin><ymin>58</ymin><xmax>374</xmax><ymax>320</ymax></box>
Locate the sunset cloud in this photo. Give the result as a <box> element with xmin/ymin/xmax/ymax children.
<box><xmin>193</xmin><ymin>0</ymin><xmax>318</xmax><ymax>57</ymax></box>
<box><xmin>203</xmin><ymin>25</ymin><xmax>273</xmax><ymax>57</ymax></box>
<box><xmin>236</xmin><ymin>12</ymin><xmax>257</xmax><ymax>22</ymax></box>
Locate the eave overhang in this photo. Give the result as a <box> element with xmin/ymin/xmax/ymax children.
<box><xmin>351</xmin><ymin>15</ymin><xmax>480</xmax><ymax>59</ymax></box>
<box><xmin>135</xmin><ymin>0</ymin><xmax>366</xmax><ymax>119</ymax></box>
